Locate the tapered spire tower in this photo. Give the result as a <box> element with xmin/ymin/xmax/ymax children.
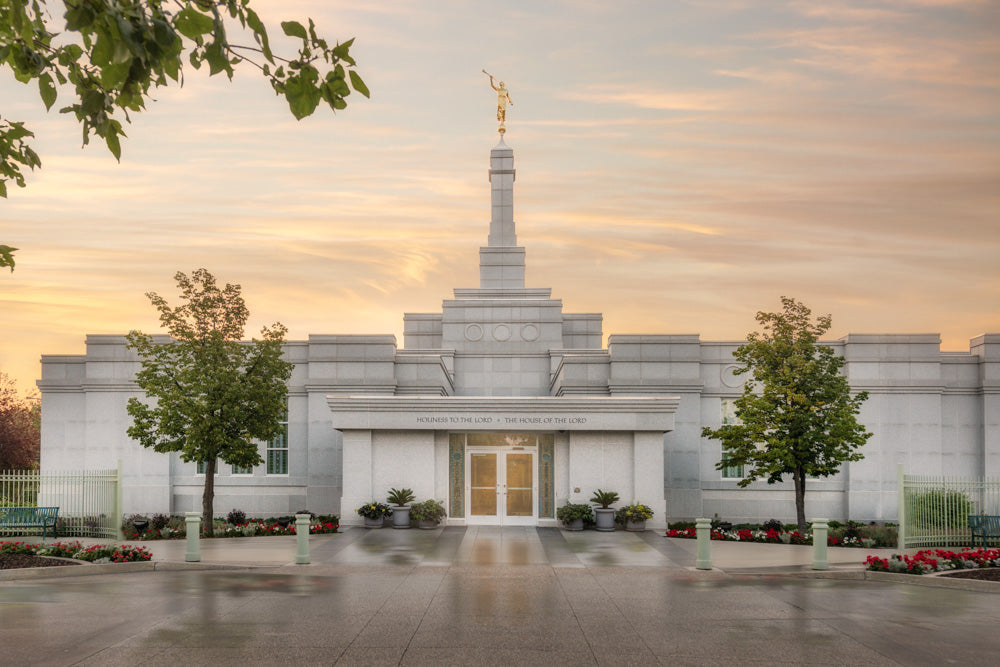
<box><xmin>479</xmin><ymin>136</ymin><xmax>525</xmax><ymax>289</ymax></box>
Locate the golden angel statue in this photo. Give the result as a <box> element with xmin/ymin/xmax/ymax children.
<box><xmin>483</xmin><ymin>69</ymin><xmax>513</xmax><ymax>133</ymax></box>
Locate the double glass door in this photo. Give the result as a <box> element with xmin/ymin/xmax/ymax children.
<box><xmin>467</xmin><ymin>448</ymin><xmax>536</xmax><ymax>525</ymax></box>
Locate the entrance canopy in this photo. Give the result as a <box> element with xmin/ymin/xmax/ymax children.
<box><xmin>327</xmin><ymin>395</ymin><xmax>680</xmax><ymax>432</ymax></box>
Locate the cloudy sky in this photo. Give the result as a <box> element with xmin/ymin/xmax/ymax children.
<box><xmin>2</xmin><ymin>0</ymin><xmax>998</xmax><ymax>393</ymax></box>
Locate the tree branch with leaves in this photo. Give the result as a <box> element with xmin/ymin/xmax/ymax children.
<box><xmin>1</xmin><ymin>0</ymin><xmax>369</xmax><ymax>268</ymax></box>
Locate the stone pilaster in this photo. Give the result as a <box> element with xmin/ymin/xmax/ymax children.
<box><xmin>340</xmin><ymin>429</ymin><xmax>373</xmax><ymax>525</ymax></box>
<box><xmin>971</xmin><ymin>334</ymin><xmax>1000</xmax><ymax>477</ymax></box>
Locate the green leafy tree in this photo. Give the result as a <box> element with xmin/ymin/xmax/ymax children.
<box><xmin>1</xmin><ymin>1</ymin><xmax>370</xmax><ymax>268</ymax></box>
<box><xmin>701</xmin><ymin>297</ymin><xmax>872</xmax><ymax>531</ymax></box>
<box><xmin>126</xmin><ymin>268</ymin><xmax>293</xmax><ymax>532</ymax></box>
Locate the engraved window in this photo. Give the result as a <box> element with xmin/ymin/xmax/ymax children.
<box><xmin>266</xmin><ymin>406</ymin><xmax>289</xmax><ymax>475</ymax></box>
<box><xmin>720</xmin><ymin>399</ymin><xmax>744</xmax><ymax>479</ymax></box>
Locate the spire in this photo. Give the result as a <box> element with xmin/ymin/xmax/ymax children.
<box><xmin>488</xmin><ymin>135</ymin><xmax>516</xmax><ymax>247</ymax></box>
<box><xmin>480</xmin><ymin>136</ymin><xmax>525</xmax><ymax>289</ymax></box>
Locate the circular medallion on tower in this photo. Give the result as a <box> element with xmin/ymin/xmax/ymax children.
<box><xmin>465</xmin><ymin>323</ymin><xmax>484</xmax><ymax>342</ymax></box>
<box><xmin>493</xmin><ymin>324</ymin><xmax>511</xmax><ymax>341</ymax></box>
<box><xmin>721</xmin><ymin>364</ymin><xmax>743</xmax><ymax>388</ymax></box>
<box><xmin>520</xmin><ymin>324</ymin><xmax>539</xmax><ymax>342</ymax></box>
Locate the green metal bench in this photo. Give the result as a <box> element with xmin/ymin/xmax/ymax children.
<box><xmin>968</xmin><ymin>514</ymin><xmax>1000</xmax><ymax>548</ymax></box>
<box><xmin>0</xmin><ymin>506</ymin><xmax>60</xmax><ymax>539</ymax></box>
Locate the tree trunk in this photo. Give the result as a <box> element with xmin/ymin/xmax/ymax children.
<box><xmin>794</xmin><ymin>468</ymin><xmax>807</xmax><ymax>532</ymax></box>
<box><xmin>202</xmin><ymin>458</ymin><xmax>216</xmax><ymax>537</ymax></box>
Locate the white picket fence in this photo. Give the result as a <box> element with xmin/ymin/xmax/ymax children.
<box><xmin>897</xmin><ymin>463</ymin><xmax>1000</xmax><ymax>549</ymax></box>
<box><xmin>0</xmin><ymin>465</ymin><xmax>122</xmax><ymax>540</ymax></box>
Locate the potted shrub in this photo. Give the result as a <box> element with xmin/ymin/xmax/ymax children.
<box><xmin>410</xmin><ymin>499</ymin><xmax>447</xmax><ymax>529</ymax></box>
<box><xmin>356</xmin><ymin>502</ymin><xmax>393</xmax><ymax>528</ymax></box>
<box><xmin>386</xmin><ymin>488</ymin><xmax>416</xmax><ymax>529</ymax></box>
<box><xmin>556</xmin><ymin>503</ymin><xmax>594</xmax><ymax>531</ymax></box>
<box><xmin>615</xmin><ymin>503</ymin><xmax>654</xmax><ymax>532</ymax></box>
<box><xmin>590</xmin><ymin>489</ymin><xmax>619</xmax><ymax>532</ymax></box>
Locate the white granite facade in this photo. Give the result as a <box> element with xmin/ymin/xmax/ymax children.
<box><xmin>38</xmin><ymin>138</ymin><xmax>1000</xmax><ymax>527</ymax></box>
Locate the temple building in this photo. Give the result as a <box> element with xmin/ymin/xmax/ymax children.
<box><xmin>38</xmin><ymin>136</ymin><xmax>1000</xmax><ymax>528</ymax></box>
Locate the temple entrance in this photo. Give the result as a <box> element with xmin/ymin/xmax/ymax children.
<box><xmin>465</xmin><ymin>441</ymin><xmax>537</xmax><ymax>526</ymax></box>
<box><xmin>450</xmin><ymin>432</ymin><xmax>553</xmax><ymax>525</ymax></box>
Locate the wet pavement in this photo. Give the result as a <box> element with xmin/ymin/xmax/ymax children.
<box><xmin>1</xmin><ymin>527</ymin><xmax>998</xmax><ymax>665</ymax></box>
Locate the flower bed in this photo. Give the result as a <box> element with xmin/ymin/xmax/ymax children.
<box><xmin>667</xmin><ymin>519</ymin><xmax>896</xmax><ymax>547</ymax></box>
<box><xmin>124</xmin><ymin>517</ymin><xmax>339</xmax><ymax>540</ymax></box>
<box><xmin>865</xmin><ymin>547</ymin><xmax>1000</xmax><ymax>575</ymax></box>
<box><xmin>1</xmin><ymin>540</ymin><xmax>152</xmax><ymax>563</ymax></box>
<box><xmin>666</xmin><ymin>527</ymin><xmax>844</xmax><ymax>546</ymax></box>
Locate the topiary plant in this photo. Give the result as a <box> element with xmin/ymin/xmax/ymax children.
<box><xmin>556</xmin><ymin>503</ymin><xmax>595</xmax><ymax>525</ymax></box>
<box><xmin>357</xmin><ymin>502</ymin><xmax>393</xmax><ymax>519</ymax></box>
<box><xmin>386</xmin><ymin>488</ymin><xmax>416</xmax><ymax>506</ymax></box>
<box><xmin>589</xmin><ymin>489</ymin><xmax>620</xmax><ymax>508</ymax></box>
<box><xmin>615</xmin><ymin>504</ymin><xmax>654</xmax><ymax>524</ymax></box>
<box><xmin>410</xmin><ymin>499</ymin><xmax>447</xmax><ymax>523</ymax></box>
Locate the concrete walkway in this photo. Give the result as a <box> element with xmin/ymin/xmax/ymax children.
<box><xmin>1</xmin><ymin>527</ymin><xmax>998</xmax><ymax>665</ymax></box>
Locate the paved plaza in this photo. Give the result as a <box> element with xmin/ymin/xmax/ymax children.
<box><xmin>1</xmin><ymin>527</ymin><xmax>998</xmax><ymax>665</ymax></box>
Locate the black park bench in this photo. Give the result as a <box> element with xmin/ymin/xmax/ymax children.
<box><xmin>0</xmin><ymin>507</ymin><xmax>60</xmax><ymax>539</ymax></box>
<box><xmin>968</xmin><ymin>514</ymin><xmax>1000</xmax><ymax>548</ymax></box>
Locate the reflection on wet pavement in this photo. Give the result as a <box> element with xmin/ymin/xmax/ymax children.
<box><xmin>194</xmin><ymin>572</ymin><xmax>334</xmax><ymax>596</ymax></box>
<box><xmin>322</xmin><ymin>525</ymin><xmax>676</xmax><ymax>569</ymax></box>
<box><xmin>2</xmin><ymin>528</ymin><xmax>999</xmax><ymax>665</ymax></box>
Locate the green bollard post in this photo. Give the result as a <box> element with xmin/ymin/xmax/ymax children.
<box><xmin>811</xmin><ymin>518</ymin><xmax>829</xmax><ymax>570</ymax></box>
<box><xmin>696</xmin><ymin>517</ymin><xmax>712</xmax><ymax>570</ymax></box>
<box><xmin>185</xmin><ymin>512</ymin><xmax>201</xmax><ymax>562</ymax></box>
<box><xmin>295</xmin><ymin>513</ymin><xmax>310</xmax><ymax>564</ymax></box>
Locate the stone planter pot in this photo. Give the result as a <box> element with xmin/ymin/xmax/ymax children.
<box><xmin>562</xmin><ymin>518</ymin><xmax>584</xmax><ymax>531</ymax></box>
<box><xmin>625</xmin><ymin>519</ymin><xmax>646</xmax><ymax>532</ymax></box>
<box><xmin>417</xmin><ymin>520</ymin><xmax>439</xmax><ymax>530</ymax></box>
<box><xmin>391</xmin><ymin>505</ymin><xmax>411</xmax><ymax>529</ymax></box>
<box><xmin>364</xmin><ymin>516</ymin><xmax>383</xmax><ymax>528</ymax></box>
<box><xmin>594</xmin><ymin>508</ymin><xmax>616</xmax><ymax>532</ymax></box>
